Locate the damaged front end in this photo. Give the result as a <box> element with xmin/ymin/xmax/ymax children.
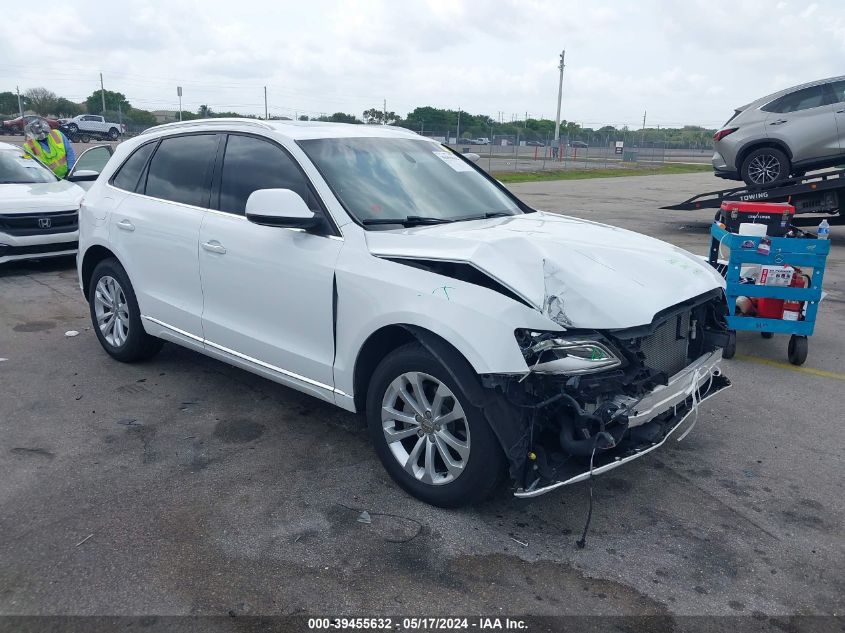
<box><xmin>481</xmin><ymin>289</ymin><xmax>732</xmax><ymax>498</ymax></box>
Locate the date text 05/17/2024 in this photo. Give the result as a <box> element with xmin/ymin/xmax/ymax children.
<box><xmin>307</xmin><ymin>617</ymin><xmax>528</xmax><ymax>630</ymax></box>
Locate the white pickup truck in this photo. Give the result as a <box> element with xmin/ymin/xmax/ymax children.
<box><xmin>64</xmin><ymin>115</ymin><xmax>123</xmax><ymax>140</ymax></box>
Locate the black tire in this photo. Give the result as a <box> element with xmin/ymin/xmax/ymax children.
<box><xmin>108</xmin><ymin>127</ymin><xmax>119</xmax><ymax>140</ymax></box>
<box><xmin>723</xmin><ymin>330</ymin><xmax>737</xmax><ymax>359</ymax></box>
<box><xmin>366</xmin><ymin>342</ymin><xmax>506</xmax><ymax>508</ymax></box>
<box><xmin>761</xmin><ymin>331</ymin><xmax>774</xmax><ymax>339</ymax></box>
<box><xmin>741</xmin><ymin>147</ymin><xmax>790</xmax><ymax>187</ymax></box>
<box><xmin>88</xmin><ymin>258</ymin><xmax>163</xmax><ymax>363</ymax></box>
<box><xmin>788</xmin><ymin>335</ymin><xmax>808</xmax><ymax>366</ymax></box>
<box><xmin>67</xmin><ymin>123</ymin><xmax>78</xmax><ymax>134</ymax></box>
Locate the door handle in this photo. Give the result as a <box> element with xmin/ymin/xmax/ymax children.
<box><xmin>116</xmin><ymin>219</ymin><xmax>135</xmax><ymax>231</ymax></box>
<box><xmin>202</xmin><ymin>240</ymin><xmax>227</xmax><ymax>254</ymax></box>
<box><xmin>769</xmin><ymin>119</ymin><xmax>787</xmax><ymax>125</ymax></box>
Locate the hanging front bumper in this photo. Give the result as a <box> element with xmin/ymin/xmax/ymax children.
<box><xmin>514</xmin><ymin>351</ymin><xmax>731</xmax><ymax>499</ymax></box>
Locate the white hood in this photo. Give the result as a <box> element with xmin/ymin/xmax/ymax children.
<box><xmin>366</xmin><ymin>212</ymin><xmax>725</xmax><ymax>330</ymax></box>
<box><xmin>0</xmin><ymin>180</ymin><xmax>84</xmax><ymax>213</ymax></box>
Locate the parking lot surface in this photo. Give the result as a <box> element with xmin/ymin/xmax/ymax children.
<box><xmin>1</xmin><ymin>172</ymin><xmax>843</xmax><ymax>620</ymax></box>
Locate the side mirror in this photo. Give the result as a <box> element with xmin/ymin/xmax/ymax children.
<box><xmin>67</xmin><ymin>169</ymin><xmax>99</xmax><ymax>182</ymax></box>
<box><xmin>245</xmin><ymin>188</ymin><xmax>319</xmax><ymax>229</ymax></box>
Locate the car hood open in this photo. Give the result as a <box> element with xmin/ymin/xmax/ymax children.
<box><xmin>365</xmin><ymin>211</ymin><xmax>725</xmax><ymax>329</ymax></box>
<box><xmin>0</xmin><ymin>180</ymin><xmax>84</xmax><ymax>213</ymax></box>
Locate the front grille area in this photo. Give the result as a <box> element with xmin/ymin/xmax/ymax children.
<box><xmin>639</xmin><ymin>311</ymin><xmax>691</xmax><ymax>378</ymax></box>
<box><xmin>0</xmin><ymin>241</ymin><xmax>78</xmax><ymax>257</ymax></box>
<box><xmin>0</xmin><ymin>210</ymin><xmax>78</xmax><ymax>236</ymax></box>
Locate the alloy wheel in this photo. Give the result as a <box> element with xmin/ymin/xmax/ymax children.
<box><xmin>381</xmin><ymin>371</ymin><xmax>471</xmax><ymax>486</ymax></box>
<box><xmin>94</xmin><ymin>275</ymin><xmax>130</xmax><ymax>347</ymax></box>
<box><xmin>747</xmin><ymin>154</ymin><xmax>782</xmax><ymax>185</ymax></box>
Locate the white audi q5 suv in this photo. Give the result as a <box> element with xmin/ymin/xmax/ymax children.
<box><xmin>77</xmin><ymin>119</ymin><xmax>730</xmax><ymax>507</ymax></box>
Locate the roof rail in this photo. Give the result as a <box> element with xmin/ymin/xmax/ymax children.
<box><xmin>141</xmin><ymin>117</ymin><xmax>274</xmax><ymax>135</ymax></box>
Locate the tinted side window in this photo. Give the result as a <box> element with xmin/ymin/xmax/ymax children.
<box><xmin>218</xmin><ymin>134</ymin><xmax>318</xmax><ymax>215</ymax></box>
<box><xmin>112</xmin><ymin>143</ymin><xmax>155</xmax><ymax>192</ymax></box>
<box><xmin>145</xmin><ymin>134</ymin><xmax>218</xmax><ymax>207</ymax></box>
<box><xmin>828</xmin><ymin>80</ymin><xmax>845</xmax><ymax>103</ymax></box>
<box><xmin>764</xmin><ymin>85</ymin><xmax>825</xmax><ymax>113</ymax></box>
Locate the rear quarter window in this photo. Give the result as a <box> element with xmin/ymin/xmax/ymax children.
<box><xmin>111</xmin><ymin>142</ymin><xmax>156</xmax><ymax>193</ymax></box>
<box><xmin>762</xmin><ymin>85</ymin><xmax>826</xmax><ymax>113</ymax></box>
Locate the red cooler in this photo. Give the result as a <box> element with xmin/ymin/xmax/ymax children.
<box><xmin>719</xmin><ymin>201</ymin><xmax>795</xmax><ymax>236</ymax></box>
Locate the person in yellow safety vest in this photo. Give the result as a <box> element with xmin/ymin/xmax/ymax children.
<box><xmin>23</xmin><ymin>118</ymin><xmax>76</xmax><ymax>179</ymax></box>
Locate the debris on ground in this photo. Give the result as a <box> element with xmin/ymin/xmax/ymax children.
<box><xmin>357</xmin><ymin>511</ymin><xmax>372</xmax><ymax>524</ymax></box>
<box><xmin>510</xmin><ymin>537</ymin><xmax>529</xmax><ymax>547</ymax></box>
<box><xmin>75</xmin><ymin>534</ymin><xmax>94</xmax><ymax>547</ymax></box>
<box><xmin>64</xmin><ymin>331</ymin><xmax>79</xmax><ymax>337</ymax></box>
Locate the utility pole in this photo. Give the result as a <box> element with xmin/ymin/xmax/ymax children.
<box><xmin>640</xmin><ymin>110</ymin><xmax>646</xmax><ymax>147</ymax></box>
<box><xmin>100</xmin><ymin>73</ymin><xmax>106</xmax><ymax>113</ymax></box>
<box><xmin>264</xmin><ymin>86</ymin><xmax>268</xmax><ymax>120</ymax></box>
<box><xmin>16</xmin><ymin>86</ymin><xmax>23</xmax><ymax>119</ymax></box>
<box><xmin>383</xmin><ymin>98</ymin><xmax>387</xmax><ymax>125</ymax></box>
<box><xmin>554</xmin><ymin>50</ymin><xmax>565</xmax><ymax>143</ymax></box>
<box><xmin>456</xmin><ymin>106</ymin><xmax>461</xmax><ymax>142</ymax></box>
<box><xmin>177</xmin><ymin>86</ymin><xmax>183</xmax><ymax>121</ymax></box>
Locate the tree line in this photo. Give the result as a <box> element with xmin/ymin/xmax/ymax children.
<box><xmin>1</xmin><ymin>88</ymin><xmax>717</xmax><ymax>146</ymax></box>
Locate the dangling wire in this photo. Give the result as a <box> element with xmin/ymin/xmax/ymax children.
<box><xmin>576</xmin><ymin>435</ymin><xmax>601</xmax><ymax>549</ymax></box>
<box><xmin>677</xmin><ymin>365</ymin><xmax>717</xmax><ymax>442</ymax></box>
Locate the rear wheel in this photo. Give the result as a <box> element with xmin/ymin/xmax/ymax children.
<box><xmin>741</xmin><ymin>147</ymin><xmax>790</xmax><ymax>187</ymax></box>
<box><xmin>88</xmin><ymin>258</ymin><xmax>163</xmax><ymax>362</ymax></box>
<box><xmin>366</xmin><ymin>343</ymin><xmax>505</xmax><ymax>508</ymax></box>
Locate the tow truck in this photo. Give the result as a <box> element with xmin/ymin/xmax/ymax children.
<box><xmin>664</xmin><ymin>169</ymin><xmax>845</xmax><ymax>224</ymax></box>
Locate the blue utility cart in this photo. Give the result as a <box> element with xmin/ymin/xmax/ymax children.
<box><xmin>708</xmin><ymin>224</ymin><xmax>830</xmax><ymax>365</ymax></box>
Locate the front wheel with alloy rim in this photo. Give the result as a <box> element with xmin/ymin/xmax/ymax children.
<box><xmin>741</xmin><ymin>147</ymin><xmax>790</xmax><ymax>187</ymax></box>
<box><xmin>366</xmin><ymin>343</ymin><xmax>505</xmax><ymax>507</ymax></box>
<box><xmin>88</xmin><ymin>258</ymin><xmax>163</xmax><ymax>362</ymax></box>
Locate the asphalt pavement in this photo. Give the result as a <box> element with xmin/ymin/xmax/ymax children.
<box><xmin>0</xmin><ymin>171</ymin><xmax>842</xmax><ymax>624</ymax></box>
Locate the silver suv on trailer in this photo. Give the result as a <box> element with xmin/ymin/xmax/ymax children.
<box><xmin>712</xmin><ymin>76</ymin><xmax>845</xmax><ymax>186</ymax></box>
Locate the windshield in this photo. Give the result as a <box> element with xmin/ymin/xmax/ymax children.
<box><xmin>298</xmin><ymin>137</ymin><xmax>521</xmax><ymax>225</ymax></box>
<box><xmin>0</xmin><ymin>148</ymin><xmax>57</xmax><ymax>184</ymax></box>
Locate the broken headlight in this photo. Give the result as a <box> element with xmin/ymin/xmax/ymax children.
<box><xmin>515</xmin><ymin>329</ymin><xmax>622</xmax><ymax>375</ymax></box>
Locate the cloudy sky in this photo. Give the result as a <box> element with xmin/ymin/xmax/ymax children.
<box><xmin>1</xmin><ymin>0</ymin><xmax>843</xmax><ymax>128</ymax></box>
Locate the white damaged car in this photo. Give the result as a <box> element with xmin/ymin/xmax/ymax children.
<box><xmin>76</xmin><ymin>120</ymin><xmax>731</xmax><ymax>507</ymax></box>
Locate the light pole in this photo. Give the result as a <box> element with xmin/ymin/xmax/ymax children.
<box><xmin>177</xmin><ymin>86</ymin><xmax>183</xmax><ymax>122</ymax></box>
<box><xmin>456</xmin><ymin>107</ymin><xmax>461</xmax><ymax>143</ymax></box>
<box><xmin>554</xmin><ymin>50</ymin><xmax>565</xmax><ymax>144</ymax></box>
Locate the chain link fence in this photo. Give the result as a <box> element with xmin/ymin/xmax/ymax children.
<box><xmin>414</xmin><ymin>129</ymin><xmax>712</xmax><ymax>173</ymax></box>
<box><xmin>1</xmin><ymin>112</ymin><xmax>714</xmax><ymax>175</ymax></box>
